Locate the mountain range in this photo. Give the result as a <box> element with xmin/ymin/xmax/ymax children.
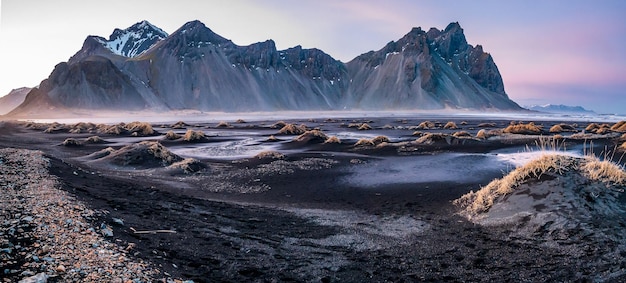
<box><xmin>525</xmin><ymin>104</ymin><xmax>595</xmax><ymax>114</ymax></box>
<box><xmin>7</xmin><ymin>20</ymin><xmax>521</xmax><ymax>117</ymax></box>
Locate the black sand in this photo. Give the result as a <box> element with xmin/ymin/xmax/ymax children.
<box><xmin>1</xmin><ymin>117</ymin><xmax>625</xmax><ymax>282</ymax></box>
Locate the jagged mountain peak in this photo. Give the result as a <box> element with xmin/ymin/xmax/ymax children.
<box><xmin>96</xmin><ymin>20</ymin><xmax>168</xmax><ymax>58</ymax></box>
<box><xmin>171</xmin><ymin>20</ymin><xmax>229</xmax><ymax>44</ymax></box>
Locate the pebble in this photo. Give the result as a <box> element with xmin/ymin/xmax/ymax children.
<box><xmin>56</xmin><ymin>265</ymin><xmax>66</xmax><ymax>273</ymax></box>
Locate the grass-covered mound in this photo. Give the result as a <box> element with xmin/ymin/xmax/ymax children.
<box><xmin>454</xmin><ymin>154</ymin><xmax>626</xmax><ymax>243</ymax></box>
<box><xmin>102</xmin><ymin>141</ymin><xmax>183</xmax><ymax>167</ymax></box>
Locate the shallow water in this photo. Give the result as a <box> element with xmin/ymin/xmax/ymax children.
<box><xmin>343</xmin><ymin>153</ymin><xmax>507</xmax><ymax>187</ymax></box>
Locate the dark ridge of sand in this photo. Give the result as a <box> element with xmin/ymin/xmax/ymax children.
<box><xmin>1</xmin><ymin>118</ymin><xmax>626</xmax><ymax>282</ymax></box>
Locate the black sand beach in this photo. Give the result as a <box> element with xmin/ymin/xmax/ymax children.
<box><xmin>1</xmin><ymin>116</ymin><xmax>625</xmax><ymax>282</ymax></box>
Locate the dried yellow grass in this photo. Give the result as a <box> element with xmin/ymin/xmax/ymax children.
<box><xmin>415</xmin><ymin>133</ymin><xmax>450</xmax><ymax>144</ymax></box>
<box><xmin>358</xmin><ymin>123</ymin><xmax>372</xmax><ymax>130</ymax></box>
<box><xmin>454</xmin><ymin>154</ymin><xmax>576</xmax><ymax>218</ymax></box>
<box><xmin>62</xmin><ymin>138</ymin><xmax>82</xmax><ymax>147</ymax></box>
<box><xmin>270</xmin><ymin>121</ymin><xmax>287</xmax><ymax>129</ymax></box>
<box><xmin>171</xmin><ymin>121</ymin><xmax>188</xmax><ymax>129</ymax></box>
<box><xmin>294</xmin><ymin>130</ymin><xmax>329</xmax><ymax>143</ymax></box>
<box><xmin>443</xmin><ymin>121</ymin><xmax>458</xmax><ymax>129</ymax></box>
<box><xmin>549</xmin><ymin>124</ymin><xmax>564</xmax><ymax>133</ymax></box>
<box><xmin>619</xmin><ymin>141</ymin><xmax>626</xmax><ymax>151</ymax></box>
<box><xmin>354</xmin><ymin>138</ymin><xmax>375</xmax><ymax>147</ymax></box>
<box><xmin>476</xmin><ymin>129</ymin><xmax>488</xmax><ymax>139</ymax></box>
<box><xmin>412</xmin><ymin>131</ymin><xmax>424</xmax><ymax>137</ymax></box>
<box><xmin>216</xmin><ymin>121</ymin><xmax>231</xmax><ymax>128</ymax></box>
<box><xmin>596</xmin><ymin>127</ymin><xmax>610</xmax><ymax>135</ymax></box>
<box><xmin>84</xmin><ymin>136</ymin><xmax>104</xmax><ymax>144</ymax></box>
<box><xmin>266</xmin><ymin>135</ymin><xmax>279</xmax><ymax>142</ymax></box>
<box><xmin>168</xmin><ymin>158</ymin><xmax>205</xmax><ymax>173</ymax></box>
<box><xmin>235</xmin><ymin>119</ymin><xmax>247</xmax><ymax>123</ymax></box>
<box><xmin>416</xmin><ymin>121</ymin><xmax>435</xmax><ymax>129</ymax></box>
<box><xmin>452</xmin><ymin>131</ymin><xmax>471</xmax><ymax>138</ymax></box>
<box><xmin>324</xmin><ymin>136</ymin><xmax>341</xmax><ymax>144</ymax></box>
<box><xmin>278</xmin><ymin>124</ymin><xmax>307</xmax><ymax>135</ymax></box>
<box><xmin>611</xmin><ymin>121</ymin><xmax>626</xmax><ymax>132</ymax></box>
<box><xmin>371</xmin><ymin>135</ymin><xmax>390</xmax><ymax>145</ymax></box>
<box><xmin>455</xmin><ymin>154</ymin><xmax>626</xmax><ymax>219</ymax></box>
<box><xmin>164</xmin><ymin>131</ymin><xmax>181</xmax><ymax>140</ymax></box>
<box><xmin>503</xmin><ymin>122</ymin><xmax>541</xmax><ymax>135</ymax></box>
<box><xmin>182</xmin><ymin>129</ymin><xmax>206</xmax><ymax>142</ymax></box>
<box><xmin>254</xmin><ymin>150</ymin><xmax>285</xmax><ymax>159</ymax></box>
<box><xmin>581</xmin><ymin>157</ymin><xmax>626</xmax><ymax>185</ymax></box>
<box><xmin>125</xmin><ymin>122</ymin><xmax>154</xmax><ymax>136</ymax></box>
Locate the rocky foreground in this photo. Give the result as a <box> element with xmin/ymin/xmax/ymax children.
<box><xmin>0</xmin><ymin>148</ymin><xmax>182</xmax><ymax>282</ymax></box>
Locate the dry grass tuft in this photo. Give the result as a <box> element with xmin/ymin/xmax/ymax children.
<box><xmin>324</xmin><ymin>136</ymin><xmax>341</xmax><ymax>144</ymax></box>
<box><xmin>354</xmin><ymin>138</ymin><xmax>375</xmax><ymax>147</ymax></box>
<box><xmin>412</xmin><ymin>131</ymin><xmax>424</xmax><ymax>137</ymax></box>
<box><xmin>549</xmin><ymin>124</ymin><xmax>564</xmax><ymax>133</ymax></box>
<box><xmin>611</xmin><ymin>121</ymin><xmax>626</xmax><ymax>132</ymax></box>
<box><xmin>596</xmin><ymin>127</ymin><xmax>611</xmax><ymax>135</ymax></box>
<box><xmin>415</xmin><ymin>133</ymin><xmax>451</xmax><ymax>145</ymax></box>
<box><xmin>454</xmin><ymin>154</ymin><xmax>576</xmax><ymax>218</ymax></box>
<box><xmin>164</xmin><ymin>131</ymin><xmax>182</xmax><ymax>140</ymax></box>
<box><xmin>476</xmin><ymin>129</ymin><xmax>489</xmax><ymax>139</ymax></box>
<box><xmin>84</xmin><ymin>136</ymin><xmax>104</xmax><ymax>144</ymax></box>
<box><xmin>62</xmin><ymin>138</ymin><xmax>82</xmax><ymax>147</ymax></box>
<box><xmin>417</xmin><ymin>121</ymin><xmax>435</xmax><ymax>129</ymax></box>
<box><xmin>503</xmin><ymin>122</ymin><xmax>542</xmax><ymax>135</ymax></box>
<box><xmin>358</xmin><ymin>123</ymin><xmax>372</xmax><ymax>130</ymax></box>
<box><xmin>70</xmin><ymin>122</ymin><xmax>97</xmax><ymax>134</ymax></box>
<box><xmin>216</xmin><ymin>121</ymin><xmax>231</xmax><ymax>128</ymax></box>
<box><xmin>109</xmin><ymin>141</ymin><xmax>182</xmax><ymax>166</ymax></box>
<box><xmin>443</xmin><ymin>121</ymin><xmax>458</xmax><ymax>129</ymax></box>
<box><xmin>266</xmin><ymin>135</ymin><xmax>279</xmax><ymax>142</ymax></box>
<box><xmin>235</xmin><ymin>119</ymin><xmax>247</xmax><ymax>123</ymax></box>
<box><xmin>270</xmin><ymin>121</ymin><xmax>287</xmax><ymax>129</ymax></box>
<box><xmin>619</xmin><ymin>141</ymin><xmax>626</xmax><ymax>152</ymax></box>
<box><xmin>168</xmin><ymin>158</ymin><xmax>205</xmax><ymax>173</ymax></box>
<box><xmin>254</xmin><ymin>150</ymin><xmax>285</xmax><ymax>160</ymax></box>
<box><xmin>124</xmin><ymin>122</ymin><xmax>154</xmax><ymax>136</ymax></box>
<box><xmin>585</xmin><ymin>123</ymin><xmax>611</xmax><ymax>134</ymax></box>
<box><xmin>278</xmin><ymin>124</ymin><xmax>307</xmax><ymax>135</ymax></box>
<box><xmin>294</xmin><ymin>130</ymin><xmax>329</xmax><ymax>143</ymax></box>
<box><xmin>581</xmin><ymin>157</ymin><xmax>626</xmax><ymax>185</ymax></box>
<box><xmin>371</xmin><ymin>135</ymin><xmax>390</xmax><ymax>145</ymax></box>
<box><xmin>452</xmin><ymin>131</ymin><xmax>472</xmax><ymax>138</ymax></box>
<box><xmin>182</xmin><ymin>129</ymin><xmax>206</xmax><ymax>142</ymax></box>
<box><xmin>171</xmin><ymin>121</ymin><xmax>188</xmax><ymax>129</ymax></box>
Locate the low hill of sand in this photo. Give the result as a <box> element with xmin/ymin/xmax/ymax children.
<box><xmin>455</xmin><ymin>154</ymin><xmax>626</xmax><ymax>244</ymax></box>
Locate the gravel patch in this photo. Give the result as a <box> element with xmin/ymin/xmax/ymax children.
<box><xmin>0</xmin><ymin>148</ymin><xmax>177</xmax><ymax>282</ymax></box>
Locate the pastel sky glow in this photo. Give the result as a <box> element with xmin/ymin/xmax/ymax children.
<box><xmin>1</xmin><ymin>0</ymin><xmax>625</xmax><ymax>113</ymax></box>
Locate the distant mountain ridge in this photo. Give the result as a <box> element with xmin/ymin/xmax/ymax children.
<box><xmin>526</xmin><ymin>104</ymin><xmax>595</xmax><ymax>114</ymax></box>
<box><xmin>8</xmin><ymin>20</ymin><xmax>521</xmax><ymax>117</ymax></box>
<box><xmin>0</xmin><ymin>87</ymin><xmax>32</xmax><ymax>115</ymax></box>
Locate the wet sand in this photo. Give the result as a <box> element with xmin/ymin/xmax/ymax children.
<box><xmin>1</xmin><ymin>116</ymin><xmax>625</xmax><ymax>282</ymax></box>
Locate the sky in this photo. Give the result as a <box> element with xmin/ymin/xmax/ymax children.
<box><xmin>1</xmin><ymin>0</ymin><xmax>625</xmax><ymax>114</ymax></box>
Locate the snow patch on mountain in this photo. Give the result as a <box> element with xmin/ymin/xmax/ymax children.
<box><xmin>96</xmin><ymin>20</ymin><xmax>168</xmax><ymax>57</ymax></box>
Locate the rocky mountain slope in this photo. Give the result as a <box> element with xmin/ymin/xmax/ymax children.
<box><xmin>0</xmin><ymin>87</ymin><xmax>32</xmax><ymax>115</ymax></box>
<box><xmin>7</xmin><ymin>20</ymin><xmax>521</xmax><ymax>117</ymax></box>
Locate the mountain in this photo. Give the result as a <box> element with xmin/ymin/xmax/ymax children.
<box><xmin>345</xmin><ymin>23</ymin><xmax>517</xmax><ymax>109</ymax></box>
<box><xmin>7</xmin><ymin>20</ymin><xmax>521</xmax><ymax>117</ymax></box>
<box><xmin>96</xmin><ymin>20</ymin><xmax>168</xmax><ymax>58</ymax></box>
<box><xmin>0</xmin><ymin>87</ymin><xmax>32</xmax><ymax>115</ymax></box>
<box><xmin>526</xmin><ymin>104</ymin><xmax>595</xmax><ymax>114</ymax></box>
